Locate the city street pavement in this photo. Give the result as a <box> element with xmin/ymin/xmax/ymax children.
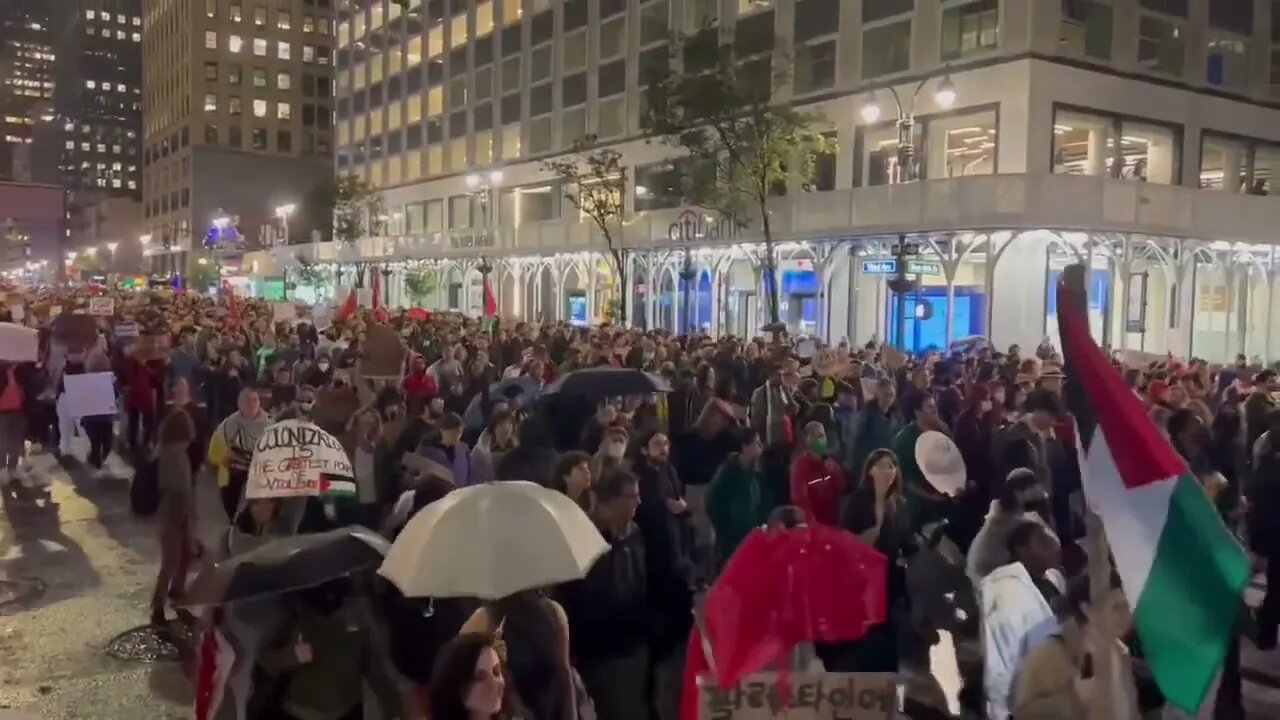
<box><xmin>0</xmin><ymin>445</ymin><xmax>189</xmax><ymax>719</ymax></box>
<box><xmin>4</xmin><ymin>438</ymin><xmax>1280</xmax><ymax>718</ymax></box>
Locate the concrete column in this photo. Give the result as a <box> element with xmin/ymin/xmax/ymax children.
<box><xmin>910</xmin><ymin>0</ymin><xmax>942</xmax><ymax>70</ymax></box>
<box><xmin>1222</xmin><ymin>146</ymin><xmax>1244</xmax><ymax>192</ymax></box>
<box><xmin>989</xmin><ymin>230</ymin><xmax>1051</xmax><ymax>350</ymax></box>
<box><xmin>1086</xmin><ymin>126</ymin><xmax>1108</xmax><ymax>177</ymax></box>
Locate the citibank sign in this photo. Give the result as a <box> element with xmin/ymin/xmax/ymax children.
<box><xmin>666</xmin><ymin>209</ymin><xmax>738</xmax><ymax>244</ymax></box>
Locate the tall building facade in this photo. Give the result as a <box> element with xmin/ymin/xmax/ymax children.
<box><xmin>141</xmin><ymin>0</ymin><xmax>336</xmax><ymax>275</ymax></box>
<box><xmin>0</xmin><ymin>1</ymin><xmax>59</xmax><ymax>186</ymax></box>
<box><xmin>247</xmin><ymin>0</ymin><xmax>1280</xmax><ymax>363</ymax></box>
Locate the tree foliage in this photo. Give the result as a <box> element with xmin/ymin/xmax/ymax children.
<box><xmin>404</xmin><ymin>268</ymin><xmax>439</xmax><ymax>306</ymax></box>
<box><xmin>643</xmin><ymin>29</ymin><xmax>835</xmax><ymax>327</ymax></box>
<box><xmin>543</xmin><ymin>136</ymin><xmax>630</xmax><ymax>323</ymax></box>
<box><xmin>308</xmin><ymin>173</ymin><xmax>387</xmax><ymax>245</ymax></box>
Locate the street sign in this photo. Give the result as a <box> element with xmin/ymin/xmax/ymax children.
<box><xmin>861</xmin><ymin>259</ymin><xmax>897</xmax><ymax>274</ymax></box>
<box><xmin>906</xmin><ymin>260</ymin><xmax>942</xmax><ymax>276</ymax></box>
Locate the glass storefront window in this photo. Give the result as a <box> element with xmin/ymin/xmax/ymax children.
<box><xmin>856</xmin><ymin>122</ymin><xmax>921</xmax><ymax>186</ymax></box>
<box><xmin>1205</xmin><ymin>34</ymin><xmax>1249</xmax><ymax>89</ymax></box>
<box><xmin>634</xmin><ymin>161</ymin><xmax>683</xmax><ymax>210</ymax></box>
<box><xmin>449</xmin><ymin>194</ymin><xmax>475</xmax><ymax>228</ymax></box>
<box><xmin>1253</xmin><ymin>143</ymin><xmax>1280</xmax><ymax>195</ymax></box>
<box><xmin>862</xmin><ymin>19</ymin><xmax>911</xmax><ymax>78</ymax></box>
<box><xmin>1051</xmin><ymin>107</ymin><xmax>1180</xmax><ymax>184</ymax></box>
<box><xmin>924</xmin><ymin>109</ymin><xmax>997</xmax><ymax>179</ymax></box>
<box><xmin>1199</xmin><ymin>135</ymin><xmax>1249</xmax><ymax>190</ymax></box>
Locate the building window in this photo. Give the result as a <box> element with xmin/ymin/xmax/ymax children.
<box><xmin>450</xmin><ymin>12</ymin><xmax>469</xmax><ymax>49</ymax></box>
<box><xmin>253</xmin><ymin>68</ymin><xmax>268</xmax><ymax>87</ymax></box>
<box><xmin>448</xmin><ymin>194</ymin><xmax>474</xmax><ymax>228</ymax></box>
<box><xmin>206</xmin><ymin>0</ymin><xmax>217</xmax><ymax>17</ymax></box>
<box><xmin>640</xmin><ymin>0</ymin><xmax>668</xmax><ymax>46</ymax></box>
<box><xmin>254</xmin><ymin>38</ymin><xmax>269</xmax><ymax>56</ymax></box>
<box><xmin>278</xmin><ymin>129</ymin><xmax>292</xmax><ymax>151</ymax></box>
<box><xmin>1200</xmin><ymin>133</ymin><xmax>1280</xmax><ymax>195</ymax></box>
<box><xmin>1206</xmin><ymin>34</ymin><xmax>1249</xmax><ymax>89</ymax></box>
<box><xmin>278</xmin><ymin>71</ymin><xmax>292</xmax><ymax>89</ymax></box>
<box><xmin>1060</xmin><ymin>0</ymin><xmax>1113</xmax><ymax>61</ymax></box>
<box><xmin>303</xmin><ymin>45</ymin><xmax>317</xmax><ymax>62</ymax></box>
<box><xmin>252</xmin><ymin>128</ymin><xmax>268</xmax><ymax>149</ymax></box>
<box><xmin>794</xmin><ymin>40</ymin><xmax>836</xmax><ymax>94</ymax></box>
<box><xmin>862</xmin><ymin>19</ymin><xmax>911</xmax><ymax>78</ymax></box>
<box><xmin>1051</xmin><ymin>106</ymin><xmax>1181</xmax><ymax>185</ymax></box>
<box><xmin>278</xmin><ymin>102</ymin><xmax>292</xmax><ymax>120</ymax></box>
<box><xmin>230</xmin><ymin>96</ymin><xmax>243</xmax><ymax>115</ymax></box>
<box><xmin>229</xmin><ymin>34</ymin><xmax>244</xmax><ymax>53</ymax></box>
<box><xmin>564</xmin><ymin>31</ymin><xmax>587</xmax><ymax>72</ymax></box>
<box><xmin>1271</xmin><ymin>49</ymin><xmax>1280</xmax><ymax>97</ymax></box>
<box><xmin>1138</xmin><ymin>10</ymin><xmax>1185</xmax><ymax>76</ymax></box>
<box><xmin>253</xmin><ymin>98</ymin><xmax>268</xmax><ymax>117</ymax></box>
<box><xmin>278</xmin><ymin>41</ymin><xmax>292</xmax><ymax>60</ymax></box>
<box><xmin>204</xmin><ymin>93</ymin><xmax>218</xmax><ymax>111</ymax></box>
<box><xmin>531</xmin><ymin>45</ymin><xmax>552</xmax><ymax>81</ymax></box>
<box><xmin>278</xmin><ymin>12</ymin><xmax>292</xmax><ymax>30</ymax></box>
<box><xmin>923</xmin><ymin>109</ymin><xmax>997</xmax><ymax>179</ymax></box>
<box><xmin>941</xmin><ymin>0</ymin><xmax>998</xmax><ymax>59</ymax></box>
<box><xmin>254</xmin><ymin>7</ymin><xmax>267</xmax><ymax>26</ymax></box>
<box><xmin>635</xmin><ymin>160</ymin><xmax>700</xmax><ymax>210</ymax></box>
<box><xmin>562</xmin><ymin>108</ymin><xmax>587</xmax><ymax>147</ymax></box>
<box><xmin>529</xmin><ymin>116</ymin><xmax>553</xmax><ymax>153</ymax></box>
<box><xmin>477</xmin><ymin>0</ymin><xmax>495</xmax><ymax>36</ymax></box>
<box><xmin>205</xmin><ymin>31</ymin><xmax>219</xmax><ymax>49</ymax></box>
<box><xmin>205</xmin><ymin>124</ymin><xmax>219</xmax><ymax>144</ymax></box>
<box><xmin>597</xmin><ymin>97</ymin><xmax>625</xmax><ymax>138</ymax></box>
<box><xmin>599</xmin><ymin>17</ymin><xmax>626</xmax><ymax>60</ymax></box>
<box><xmin>229</xmin><ymin>64</ymin><xmax>243</xmax><ymax>84</ymax></box>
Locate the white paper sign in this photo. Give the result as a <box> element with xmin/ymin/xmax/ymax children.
<box><xmin>312</xmin><ymin>303</ymin><xmax>333</xmax><ymax>331</ymax></box>
<box><xmin>246</xmin><ymin>419</ymin><xmax>353</xmax><ymax>499</ymax></box>
<box><xmin>89</xmin><ymin>297</ymin><xmax>115</xmax><ymax>316</ymax></box>
<box><xmin>0</xmin><ymin>323</ymin><xmax>38</xmax><ymax>362</ymax></box>
<box><xmin>272</xmin><ymin>301</ymin><xmax>297</xmax><ymax>323</ymax></box>
<box><xmin>114</xmin><ymin>322</ymin><xmax>139</xmax><ymax>338</ymax></box>
<box><xmin>61</xmin><ymin>372</ymin><xmax>118</xmax><ymax>418</ymax></box>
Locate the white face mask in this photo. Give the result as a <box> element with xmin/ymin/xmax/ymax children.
<box><xmin>604</xmin><ymin>442</ymin><xmax>626</xmax><ymax>459</ymax></box>
<box><xmin>980</xmin><ymin>401</ymin><xmax>993</xmax><ymax>413</ymax></box>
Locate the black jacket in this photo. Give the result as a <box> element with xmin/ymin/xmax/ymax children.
<box><xmin>557</xmin><ymin>521</ymin><xmax>648</xmax><ymax>662</ymax></box>
<box><xmin>631</xmin><ymin>456</ymin><xmax>694</xmax><ymax>654</ymax></box>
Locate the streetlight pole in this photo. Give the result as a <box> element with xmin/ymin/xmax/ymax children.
<box><xmin>275</xmin><ymin>203</ymin><xmax>296</xmax><ymax>246</ymax></box>
<box><xmin>466</xmin><ymin>169</ymin><xmax>503</xmax><ymax>315</ymax></box>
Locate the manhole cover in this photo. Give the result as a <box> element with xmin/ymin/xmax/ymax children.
<box><xmin>104</xmin><ymin>623</ymin><xmax>193</xmax><ymax>663</ymax></box>
<box><xmin>0</xmin><ymin>577</ymin><xmax>45</xmax><ymax>610</ymax></box>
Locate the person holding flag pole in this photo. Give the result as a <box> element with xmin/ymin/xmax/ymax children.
<box><xmin>1054</xmin><ymin>264</ymin><xmax>1251</xmax><ymax>719</ymax></box>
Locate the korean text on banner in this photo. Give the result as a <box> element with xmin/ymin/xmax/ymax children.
<box><xmin>61</xmin><ymin>372</ymin><xmax>118</xmax><ymax>418</ymax></box>
<box><xmin>89</xmin><ymin>297</ymin><xmax>115</xmax><ymax>316</ymax></box>
<box><xmin>272</xmin><ymin>301</ymin><xmax>297</xmax><ymax>323</ymax></box>
<box><xmin>698</xmin><ymin>672</ymin><xmax>895</xmax><ymax>720</ymax></box>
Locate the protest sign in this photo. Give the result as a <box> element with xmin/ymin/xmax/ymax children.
<box><xmin>698</xmin><ymin>672</ymin><xmax>895</xmax><ymax>720</ymax></box>
<box><xmin>1120</xmin><ymin>349</ymin><xmax>1164</xmax><ymax>370</ymax></box>
<box><xmin>52</xmin><ymin>314</ymin><xmax>99</xmax><ymax>353</ymax></box>
<box><xmin>312</xmin><ymin>302</ymin><xmax>333</xmax><ymax>330</ymax></box>
<box><xmin>0</xmin><ymin>323</ymin><xmax>38</xmax><ymax>362</ymax></box>
<box><xmin>246</xmin><ymin>420</ymin><xmax>354</xmax><ymax>500</ymax></box>
<box><xmin>114</xmin><ymin>322</ymin><xmax>140</xmax><ymax>338</ymax></box>
<box><xmin>311</xmin><ymin>388</ymin><xmax>362</xmax><ymax>434</ymax></box>
<box><xmin>362</xmin><ymin>323</ymin><xmax>407</xmax><ymax>378</ymax></box>
<box><xmin>89</xmin><ymin>297</ymin><xmax>115</xmax><ymax>316</ymax></box>
<box><xmin>61</xmin><ymin>372</ymin><xmax>117</xmax><ymax>418</ymax></box>
<box><xmin>272</xmin><ymin>301</ymin><xmax>297</xmax><ymax>323</ymax></box>
<box><xmin>49</xmin><ymin>305</ymin><xmax>63</xmax><ymax>317</ymax></box>
<box><xmin>880</xmin><ymin>344</ymin><xmax>906</xmax><ymax>373</ymax></box>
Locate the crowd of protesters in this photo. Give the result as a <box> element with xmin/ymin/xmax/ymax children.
<box><xmin>0</xmin><ymin>283</ymin><xmax>1277</xmax><ymax>720</ymax></box>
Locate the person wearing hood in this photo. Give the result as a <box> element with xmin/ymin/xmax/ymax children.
<box><xmin>470</xmin><ymin>410</ymin><xmax>517</xmax><ymax>485</ymax></box>
<box><xmin>301</xmin><ymin>353</ymin><xmax>335</xmax><ymax>389</ymax></box>
<box><xmin>706</xmin><ymin>427</ymin><xmax>765</xmax><ymax>562</ymax></box>
<box><xmin>966</xmin><ymin>468</ymin><xmax>1053</xmax><ymax>587</ymax></box>
<box><xmin>789</xmin><ymin>421</ymin><xmax>847</xmax><ymax>527</ymax></box>
<box><xmin>209</xmin><ymin>388</ymin><xmax>272</xmax><ymax>520</ymax></box>
<box><xmin>417</xmin><ymin>411</ymin><xmax>471</xmax><ymax>486</ymax></box>
<box><xmin>402</xmin><ymin>353</ymin><xmax>439</xmax><ymax>412</ymax></box>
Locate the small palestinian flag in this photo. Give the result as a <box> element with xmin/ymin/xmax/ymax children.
<box><xmin>1056</xmin><ymin>265</ymin><xmax>1250</xmax><ymax>713</ymax></box>
<box><xmin>318</xmin><ymin>476</ymin><xmax>358</xmax><ymax>500</ymax></box>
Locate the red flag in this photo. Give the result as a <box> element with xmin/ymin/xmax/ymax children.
<box><xmin>372</xmin><ymin>270</ymin><xmax>382</xmax><ymax>312</ymax></box>
<box><xmin>333</xmin><ymin>289</ymin><xmax>358</xmax><ymax>323</ymax></box>
<box><xmin>482</xmin><ymin>274</ymin><xmax>497</xmax><ymax>316</ymax></box>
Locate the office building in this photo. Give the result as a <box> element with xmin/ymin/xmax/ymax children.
<box><xmin>245</xmin><ymin>0</ymin><xmax>1280</xmax><ymax>362</ymax></box>
<box><xmin>141</xmin><ymin>0</ymin><xmax>336</xmax><ymax>275</ymax></box>
<box><xmin>0</xmin><ymin>1</ymin><xmax>59</xmax><ymax>186</ymax></box>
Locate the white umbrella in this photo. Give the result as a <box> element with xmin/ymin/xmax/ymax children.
<box><xmin>0</xmin><ymin>322</ymin><xmax>38</xmax><ymax>362</ymax></box>
<box><xmin>246</xmin><ymin>419</ymin><xmax>355</xmax><ymax>500</ymax></box>
<box><xmin>379</xmin><ymin>480</ymin><xmax>608</xmax><ymax>600</ymax></box>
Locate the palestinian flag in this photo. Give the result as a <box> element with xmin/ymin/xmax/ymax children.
<box><xmin>1056</xmin><ymin>265</ymin><xmax>1249</xmax><ymax>713</ymax></box>
<box><xmin>318</xmin><ymin>476</ymin><xmax>358</xmax><ymax>500</ymax></box>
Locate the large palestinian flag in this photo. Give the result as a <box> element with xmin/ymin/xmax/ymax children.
<box><xmin>1056</xmin><ymin>265</ymin><xmax>1250</xmax><ymax>713</ymax></box>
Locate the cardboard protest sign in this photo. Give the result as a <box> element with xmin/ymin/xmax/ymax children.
<box><xmin>61</xmin><ymin>372</ymin><xmax>117</xmax><ymax>418</ymax></box>
<box><xmin>698</xmin><ymin>672</ymin><xmax>895</xmax><ymax>720</ymax></box>
<box><xmin>0</xmin><ymin>323</ymin><xmax>38</xmax><ymax>362</ymax></box>
<box><xmin>272</xmin><ymin>301</ymin><xmax>297</xmax><ymax>323</ymax></box>
<box><xmin>880</xmin><ymin>344</ymin><xmax>906</xmax><ymax>373</ymax></box>
<box><xmin>245</xmin><ymin>420</ymin><xmax>354</xmax><ymax>500</ymax></box>
<box><xmin>89</xmin><ymin>297</ymin><xmax>115</xmax><ymax>316</ymax></box>
<box><xmin>1120</xmin><ymin>349</ymin><xmax>1164</xmax><ymax>370</ymax></box>
<box><xmin>311</xmin><ymin>387</ymin><xmax>362</xmax><ymax>433</ymax></box>
<box><xmin>361</xmin><ymin>323</ymin><xmax>407</xmax><ymax>378</ymax></box>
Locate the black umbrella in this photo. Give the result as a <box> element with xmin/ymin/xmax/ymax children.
<box><xmin>542</xmin><ymin>366</ymin><xmax>672</xmax><ymax>398</ymax></box>
<box><xmin>182</xmin><ymin>525</ymin><xmax>390</xmax><ymax>606</ymax></box>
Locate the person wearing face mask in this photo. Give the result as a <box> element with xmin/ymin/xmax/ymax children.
<box><xmin>788</xmin><ymin>422</ymin><xmax>847</xmax><ymax>527</ymax></box>
<box><xmin>301</xmin><ymin>353</ymin><xmax>335</xmax><ymax>388</ymax></box>
<box><xmin>402</xmin><ymin>354</ymin><xmax>439</xmax><ymax>413</ymax></box>
<box><xmin>590</xmin><ymin>425</ymin><xmax>630</xmax><ymax>484</ymax></box>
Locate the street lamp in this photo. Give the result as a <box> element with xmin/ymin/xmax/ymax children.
<box><xmin>105</xmin><ymin>242</ymin><xmax>118</xmax><ymax>273</ymax></box>
<box><xmin>275</xmin><ymin>203</ymin><xmax>296</xmax><ymax>246</ymax></box>
<box><xmin>858</xmin><ymin>72</ymin><xmax>958</xmax><ymax>183</ymax></box>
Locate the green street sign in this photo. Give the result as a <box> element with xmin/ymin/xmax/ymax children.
<box><xmin>906</xmin><ymin>260</ymin><xmax>941</xmax><ymax>276</ymax></box>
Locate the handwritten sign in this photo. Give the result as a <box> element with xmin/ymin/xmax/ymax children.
<box><xmin>699</xmin><ymin>672</ymin><xmax>895</xmax><ymax>720</ymax></box>
<box><xmin>246</xmin><ymin>419</ymin><xmax>353</xmax><ymax>499</ymax></box>
<box><xmin>89</xmin><ymin>297</ymin><xmax>115</xmax><ymax>316</ymax></box>
<box><xmin>114</xmin><ymin>322</ymin><xmax>139</xmax><ymax>338</ymax></box>
<box><xmin>272</xmin><ymin>301</ymin><xmax>297</xmax><ymax>323</ymax></box>
<box><xmin>362</xmin><ymin>323</ymin><xmax>407</xmax><ymax>378</ymax></box>
<box><xmin>61</xmin><ymin>372</ymin><xmax>118</xmax><ymax>418</ymax></box>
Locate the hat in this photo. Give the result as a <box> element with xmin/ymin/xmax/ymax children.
<box><xmin>1039</xmin><ymin>366</ymin><xmax>1064</xmax><ymax>380</ymax></box>
<box><xmin>914</xmin><ymin>431</ymin><xmax>966</xmax><ymax>496</ymax></box>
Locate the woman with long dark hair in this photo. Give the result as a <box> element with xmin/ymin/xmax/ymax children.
<box><xmin>428</xmin><ymin>633</ymin><xmax>527</xmax><ymax>720</ymax></box>
<box><xmin>460</xmin><ymin>590</ymin><xmax>574</xmax><ymax>720</ymax></box>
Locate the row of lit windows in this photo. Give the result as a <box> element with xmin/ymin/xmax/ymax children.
<box><xmin>64</xmin><ymin>140</ymin><xmax>134</xmax><ymax>156</ymax></box>
<box><xmin>85</xmin><ymin>80</ymin><xmax>140</xmax><ymax>93</ymax></box>
<box><xmin>205</xmin><ymin>63</ymin><xmax>293</xmax><ymax>90</ymax></box>
<box><xmin>204</xmin><ymin>32</ymin><xmax>331</xmax><ymax>64</ymax></box>
<box><xmin>202</xmin><ymin>95</ymin><xmax>295</xmax><ymax>121</ymax></box>
<box><xmin>87</xmin><ymin>26</ymin><xmax>142</xmax><ymax>42</ymax></box>
<box><xmin>85</xmin><ymin>11</ymin><xmax>141</xmax><ymax>25</ymax></box>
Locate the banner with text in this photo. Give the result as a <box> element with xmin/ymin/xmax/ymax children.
<box><xmin>699</xmin><ymin>672</ymin><xmax>895</xmax><ymax>720</ymax></box>
<box><xmin>246</xmin><ymin>419</ymin><xmax>354</xmax><ymax>499</ymax></box>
